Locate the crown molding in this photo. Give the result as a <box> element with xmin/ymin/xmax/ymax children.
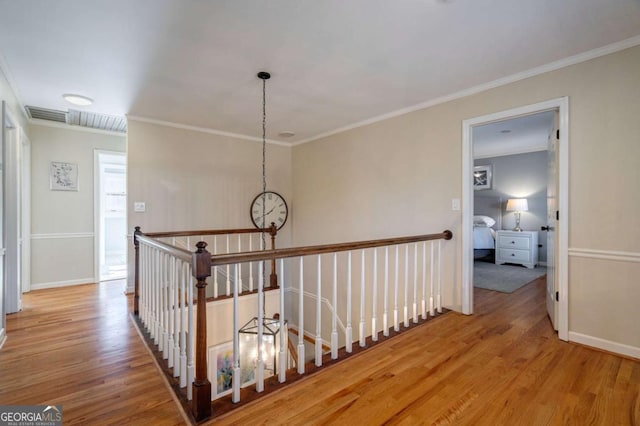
<box><xmin>292</xmin><ymin>35</ymin><xmax>640</xmax><ymax>147</ymax></box>
<box><xmin>127</xmin><ymin>115</ymin><xmax>292</xmax><ymax>147</ymax></box>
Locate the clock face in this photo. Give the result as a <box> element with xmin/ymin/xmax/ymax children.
<box><xmin>250</xmin><ymin>191</ymin><xmax>288</xmax><ymax>230</ymax></box>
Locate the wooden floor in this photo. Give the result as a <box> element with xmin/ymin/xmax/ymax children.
<box><xmin>1</xmin><ymin>278</ymin><xmax>638</xmax><ymax>425</ymax></box>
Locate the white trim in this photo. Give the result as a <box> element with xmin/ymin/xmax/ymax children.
<box><xmin>568</xmin><ymin>248</ymin><xmax>640</xmax><ymax>263</ymax></box>
<box><xmin>30</xmin><ymin>277</ymin><xmax>95</xmax><ymax>291</ymax></box>
<box><xmin>0</xmin><ymin>330</ymin><xmax>6</xmax><ymax>350</ymax></box>
<box><xmin>31</xmin><ymin>277</ymin><xmax>96</xmax><ymax>290</ymax></box>
<box><xmin>569</xmin><ymin>332</ymin><xmax>640</xmax><ymax>360</ymax></box>
<box><xmin>28</xmin><ymin>119</ymin><xmax>127</xmax><ymax>137</ymax></box>
<box><xmin>293</xmin><ymin>35</ymin><xmax>640</xmax><ymax>146</ymax></box>
<box><xmin>31</xmin><ymin>232</ymin><xmax>94</xmax><ymax>240</ymax></box>
<box><xmin>127</xmin><ymin>115</ymin><xmax>292</xmax><ymax>147</ymax></box>
<box><xmin>462</xmin><ymin>97</ymin><xmax>569</xmax><ymax>343</ymax></box>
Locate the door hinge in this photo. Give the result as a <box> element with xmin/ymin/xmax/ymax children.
<box><xmin>556</xmin><ymin>291</ymin><xmax>559</xmax><ymax>302</ymax></box>
<box><xmin>556</xmin><ymin>210</ymin><xmax>559</xmax><ymax>221</ymax></box>
<box><xmin>556</xmin><ymin>129</ymin><xmax>560</xmax><ymax>139</ymax></box>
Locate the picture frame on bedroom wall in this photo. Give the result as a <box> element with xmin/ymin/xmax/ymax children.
<box><xmin>473</xmin><ymin>165</ymin><xmax>492</xmax><ymax>190</ymax></box>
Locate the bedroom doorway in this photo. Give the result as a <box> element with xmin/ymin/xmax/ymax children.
<box><xmin>461</xmin><ymin>97</ymin><xmax>569</xmax><ymax>341</ymax></box>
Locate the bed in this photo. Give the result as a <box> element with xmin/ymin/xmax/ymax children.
<box><xmin>473</xmin><ymin>196</ymin><xmax>502</xmax><ymax>260</ymax></box>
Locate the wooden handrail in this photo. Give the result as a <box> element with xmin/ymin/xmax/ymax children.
<box><xmin>135</xmin><ymin>233</ymin><xmax>193</xmax><ymax>262</ymax></box>
<box><xmin>145</xmin><ymin>226</ymin><xmax>276</xmax><ymax>239</ymax></box>
<box><xmin>210</xmin><ymin>230</ymin><xmax>453</xmax><ymax>266</ymax></box>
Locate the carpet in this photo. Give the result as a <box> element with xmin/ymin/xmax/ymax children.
<box><xmin>474</xmin><ymin>261</ymin><xmax>547</xmax><ymax>293</ymax></box>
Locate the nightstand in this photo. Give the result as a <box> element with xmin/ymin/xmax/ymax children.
<box><xmin>495</xmin><ymin>230</ymin><xmax>538</xmax><ymax>269</ymax></box>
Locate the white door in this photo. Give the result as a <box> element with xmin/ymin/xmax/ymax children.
<box><xmin>545</xmin><ymin>115</ymin><xmax>559</xmax><ymax>330</ymax></box>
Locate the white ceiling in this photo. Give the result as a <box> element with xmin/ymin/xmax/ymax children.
<box><xmin>473</xmin><ymin>110</ymin><xmax>555</xmax><ymax>158</ymax></box>
<box><xmin>1</xmin><ymin>0</ymin><xmax>639</xmax><ymax>143</ymax></box>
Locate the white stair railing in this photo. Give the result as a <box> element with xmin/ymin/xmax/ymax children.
<box><xmin>134</xmin><ymin>227</ymin><xmax>451</xmax><ymax>421</ymax></box>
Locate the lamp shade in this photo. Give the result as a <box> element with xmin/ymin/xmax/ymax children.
<box><xmin>506</xmin><ymin>198</ymin><xmax>528</xmax><ymax>212</ymax></box>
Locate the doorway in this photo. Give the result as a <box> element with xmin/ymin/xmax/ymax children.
<box><xmin>461</xmin><ymin>97</ymin><xmax>569</xmax><ymax>341</ymax></box>
<box><xmin>94</xmin><ymin>151</ymin><xmax>127</xmax><ymax>282</ymax></box>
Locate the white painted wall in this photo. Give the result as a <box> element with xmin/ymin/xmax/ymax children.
<box><xmin>29</xmin><ymin>124</ymin><xmax>126</xmax><ymax>289</ymax></box>
<box><xmin>292</xmin><ymin>45</ymin><xmax>640</xmax><ymax>354</ymax></box>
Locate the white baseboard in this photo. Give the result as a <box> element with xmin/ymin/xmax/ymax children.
<box><xmin>30</xmin><ymin>277</ymin><xmax>95</xmax><ymax>291</ymax></box>
<box><xmin>569</xmin><ymin>331</ymin><xmax>640</xmax><ymax>360</ymax></box>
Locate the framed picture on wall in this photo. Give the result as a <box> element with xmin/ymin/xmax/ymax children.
<box><xmin>50</xmin><ymin>161</ymin><xmax>79</xmax><ymax>191</ymax></box>
<box><xmin>208</xmin><ymin>341</ymin><xmax>256</xmax><ymax>400</ymax></box>
<box><xmin>473</xmin><ymin>165</ymin><xmax>492</xmax><ymax>190</ymax></box>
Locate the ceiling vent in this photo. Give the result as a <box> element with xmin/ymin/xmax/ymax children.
<box><xmin>25</xmin><ymin>106</ymin><xmax>127</xmax><ymax>133</ymax></box>
<box><xmin>25</xmin><ymin>105</ymin><xmax>67</xmax><ymax>123</ymax></box>
<box><xmin>67</xmin><ymin>109</ymin><xmax>127</xmax><ymax>133</ymax></box>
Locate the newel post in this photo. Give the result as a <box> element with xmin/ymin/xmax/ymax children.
<box><xmin>133</xmin><ymin>226</ymin><xmax>141</xmax><ymax>315</ymax></box>
<box><xmin>192</xmin><ymin>241</ymin><xmax>212</xmax><ymax>421</ymax></box>
<box><xmin>269</xmin><ymin>222</ymin><xmax>278</xmax><ymax>288</ymax></box>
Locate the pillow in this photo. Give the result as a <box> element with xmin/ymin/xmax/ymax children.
<box><xmin>473</xmin><ymin>215</ymin><xmax>496</xmax><ymax>227</ymax></box>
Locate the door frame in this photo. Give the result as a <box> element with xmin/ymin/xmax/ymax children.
<box><xmin>461</xmin><ymin>97</ymin><xmax>569</xmax><ymax>341</ymax></box>
<box><xmin>93</xmin><ymin>149</ymin><xmax>127</xmax><ymax>282</ymax></box>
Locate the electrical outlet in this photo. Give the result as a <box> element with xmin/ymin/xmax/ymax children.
<box><xmin>452</xmin><ymin>198</ymin><xmax>461</xmax><ymax>211</ymax></box>
<box><xmin>134</xmin><ymin>202</ymin><xmax>146</xmax><ymax>212</ymax></box>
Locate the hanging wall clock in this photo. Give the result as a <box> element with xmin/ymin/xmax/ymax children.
<box><xmin>250</xmin><ymin>191</ymin><xmax>288</xmax><ymax>230</ymax></box>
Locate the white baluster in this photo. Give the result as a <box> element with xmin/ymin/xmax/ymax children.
<box><xmin>163</xmin><ymin>253</ymin><xmax>169</xmax><ymax>358</ymax></box>
<box><xmin>383</xmin><ymin>246</ymin><xmax>389</xmax><ymax>337</ymax></box>
<box><xmin>187</xmin><ymin>264</ymin><xmax>195</xmax><ymax>400</ymax></box>
<box><xmin>346</xmin><ymin>251</ymin><xmax>353</xmax><ymax>353</ymax></box>
<box><xmin>331</xmin><ymin>253</ymin><xmax>338</xmax><ymax>359</ymax></box>
<box><xmin>238</xmin><ymin>235</ymin><xmax>243</xmax><ymax>292</ymax></box>
<box><xmin>257</xmin><ymin>261</ymin><xmax>265</xmax><ymax>391</ymax></box>
<box><xmin>140</xmin><ymin>244</ymin><xmax>146</xmax><ymax>326</ymax></box>
<box><xmin>226</xmin><ymin>235</ymin><xmax>231</xmax><ymax>296</ymax></box>
<box><xmin>213</xmin><ymin>236</ymin><xmax>218</xmax><ymax>299</ymax></box>
<box><xmin>153</xmin><ymin>249</ymin><xmax>159</xmax><ymax>344</ymax></box>
<box><xmin>232</xmin><ymin>263</ymin><xmax>240</xmax><ymax>402</ymax></box>
<box><xmin>180</xmin><ymin>261</ymin><xmax>188</xmax><ymax>388</ymax></box>
<box><xmin>279</xmin><ymin>259</ymin><xmax>287</xmax><ymax>382</ymax></box>
<box><xmin>437</xmin><ymin>239</ymin><xmax>442</xmax><ymax>313</ymax></box>
<box><xmin>359</xmin><ymin>250</ymin><xmax>366</xmax><ymax>348</ymax></box>
<box><xmin>315</xmin><ymin>255</ymin><xmax>323</xmax><ymax>367</ymax></box>
<box><xmin>422</xmin><ymin>241</ymin><xmax>427</xmax><ymax>320</ymax></box>
<box><xmin>173</xmin><ymin>255</ymin><xmax>181</xmax><ymax>377</ymax></box>
<box><xmin>394</xmin><ymin>246</ymin><xmax>399</xmax><ymax>332</ymax></box>
<box><xmin>168</xmin><ymin>255</ymin><xmax>175</xmax><ymax>367</ymax></box>
<box><xmin>297</xmin><ymin>257</ymin><xmax>305</xmax><ymax>373</ymax></box>
<box><xmin>372</xmin><ymin>248</ymin><xmax>378</xmax><ymax>341</ymax></box>
<box><xmin>413</xmin><ymin>243</ymin><xmax>418</xmax><ymax>324</ymax></box>
<box><xmin>430</xmin><ymin>241</ymin><xmax>435</xmax><ymax>316</ymax></box>
<box><xmin>404</xmin><ymin>245</ymin><xmax>410</xmax><ymax>328</ymax></box>
<box><xmin>249</xmin><ymin>235</ymin><xmax>254</xmax><ymax>292</ymax></box>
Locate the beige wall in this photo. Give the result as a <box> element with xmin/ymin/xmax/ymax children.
<box><xmin>292</xmin><ymin>45</ymin><xmax>640</xmax><ymax>351</ymax></box>
<box><xmin>126</xmin><ymin>120</ymin><xmax>293</xmax><ymax>291</ymax></box>
<box><xmin>29</xmin><ymin>124</ymin><xmax>126</xmax><ymax>288</ymax></box>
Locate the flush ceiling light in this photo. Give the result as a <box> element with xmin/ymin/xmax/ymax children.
<box><xmin>62</xmin><ymin>94</ymin><xmax>93</xmax><ymax>106</ymax></box>
<box><xmin>278</xmin><ymin>131</ymin><xmax>295</xmax><ymax>138</ymax></box>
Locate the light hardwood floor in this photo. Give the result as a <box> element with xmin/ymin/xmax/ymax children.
<box><xmin>1</xmin><ymin>278</ymin><xmax>638</xmax><ymax>425</ymax></box>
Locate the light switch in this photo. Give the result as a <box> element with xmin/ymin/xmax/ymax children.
<box><xmin>134</xmin><ymin>202</ymin><xmax>146</xmax><ymax>212</ymax></box>
<box><xmin>452</xmin><ymin>198</ymin><xmax>460</xmax><ymax>211</ymax></box>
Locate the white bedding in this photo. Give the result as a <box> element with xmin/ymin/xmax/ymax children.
<box><xmin>473</xmin><ymin>226</ymin><xmax>496</xmax><ymax>249</ymax></box>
